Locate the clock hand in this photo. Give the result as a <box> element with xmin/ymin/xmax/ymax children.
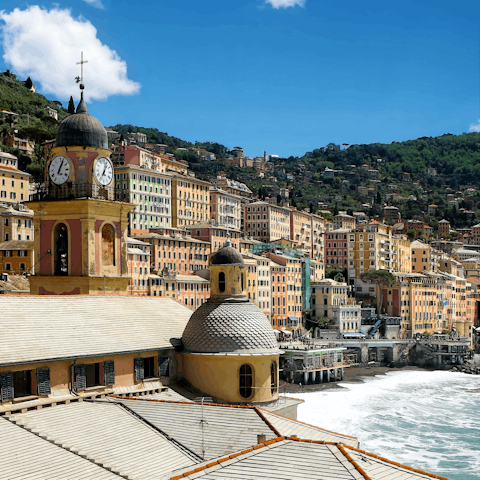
<box><xmin>57</xmin><ymin>159</ymin><xmax>65</xmax><ymax>175</ymax></box>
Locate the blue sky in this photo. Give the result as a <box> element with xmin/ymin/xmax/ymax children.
<box><xmin>0</xmin><ymin>0</ymin><xmax>479</xmax><ymax>158</ymax></box>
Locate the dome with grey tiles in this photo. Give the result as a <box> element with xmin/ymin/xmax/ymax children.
<box><xmin>210</xmin><ymin>243</ymin><xmax>244</xmax><ymax>266</ymax></box>
<box><xmin>56</xmin><ymin>93</ymin><xmax>108</xmax><ymax>149</ymax></box>
<box><xmin>182</xmin><ymin>298</ymin><xmax>279</xmax><ymax>354</ymax></box>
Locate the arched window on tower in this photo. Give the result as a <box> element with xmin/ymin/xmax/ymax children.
<box><xmin>54</xmin><ymin>223</ymin><xmax>68</xmax><ymax>276</ymax></box>
<box><xmin>102</xmin><ymin>224</ymin><xmax>115</xmax><ymax>265</ymax></box>
<box><xmin>271</xmin><ymin>361</ymin><xmax>277</xmax><ymax>396</ymax></box>
<box><xmin>218</xmin><ymin>271</ymin><xmax>225</xmax><ymax>292</ymax></box>
<box><xmin>239</xmin><ymin>364</ymin><xmax>253</xmax><ymax>398</ymax></box>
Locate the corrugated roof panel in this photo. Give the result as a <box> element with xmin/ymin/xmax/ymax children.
<box><xmin>0</xmin><ymin>296</ymin><xmax>193</xmax><ymax>365</ymax></box>
<box><xmin>10</xmin><ymin>401</ymin><xmax>197</xmax><ymax>480</ymax></box>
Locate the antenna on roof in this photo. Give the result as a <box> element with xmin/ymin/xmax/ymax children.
<box><xmin>75</xmin><ymin>51</ymin><xmax>88</xmax><ymax>90</ymax></box>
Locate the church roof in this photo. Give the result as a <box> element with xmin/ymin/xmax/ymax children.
<box><xmin>181</xmin><ymin>297</ymin><xmax>279</xmax><ymax>355</ymax></box>
<box><xmin>0</xmin><ymin>296</ymin><xmax>193</xmax><ymax>366</ymax></box>
<box><xmin>56</xmin><ymin>93</ymin><xmax>108</xmax><ymax>149</ymax></box>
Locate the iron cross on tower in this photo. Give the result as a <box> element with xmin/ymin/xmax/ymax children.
<box><xmin>75</xmin><ymin>51</ymin><xmax>88</xmax><ymax>90</ymax></box>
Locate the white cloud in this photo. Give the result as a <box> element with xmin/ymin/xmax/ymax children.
<box><xmin>468</xmin><ymin>120</ymin><xmax>480</xmax><ymax>133</ymax></box>
<box><xmin>82</xmin><ymin>0</ymin><xmax>105</xmax><ymax>10</ymax></box>
<box><xmin>265</xmin><ymin>0</ymin><xmax>305</xmax><ymax>8</ymax></box>
<box><xmin>0</xmin><ymin>6</ymin><xmax>140</xmax><ymax>101</ymax></box>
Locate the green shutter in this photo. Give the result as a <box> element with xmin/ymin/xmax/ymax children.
<box><xmin>158</xmin><ymin>355</ymin><xmax>170</xmax><ymax>377</ymax></box>
<box><xmin>74</xmin><ymin>364</ymin><xmax>86</xmax><ymax>391</ymax></box>
<box><xmin>104</xmin><ymin>361</ymin><xmax>115</xmax><ymax>385</ymax></box>
<box><xmin>36</xmin><ymin>368</ymin><xmax>51</xmax><ymax>395</ymax></box>
<box><xmin>134</xmin><ymin>358</ymin><xmax>144</xmax><ymax>382</ymax></box>
<box><xmin>0</xmin><ymin>372</ymin><xmax>14</xmax><ymax>402</ymax></box>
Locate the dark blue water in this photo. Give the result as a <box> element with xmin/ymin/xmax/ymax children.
<box><xmin>294</xmin><ymin>370</ymin><xmax>480</xmax><ymax>480</ymax></box>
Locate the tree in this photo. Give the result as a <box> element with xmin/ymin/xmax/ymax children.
<box><xmin>25</xmin><ymin>77</ymin><xmax>33</xmax><ymax>90</ymax></box>
<box><xmin>68</xmin><ymin>96</ymin><xmax>75</xmax><ymax>114</ymax></box>
<box><xmin>334</xmin><ymin>272</ymin><xmax>344</xmax><ymax>283</ymax></box>
<box><xmin>360</xmin><ymin>269</ymin><xmax>396</xmax><ymax>314</ymax></box>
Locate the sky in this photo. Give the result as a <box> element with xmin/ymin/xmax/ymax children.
<box><xmin>0</xmin><ymin>0</ymin><xmax>479</xmax><ymax>158</ymax></box>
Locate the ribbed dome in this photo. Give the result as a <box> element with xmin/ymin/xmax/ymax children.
<box><xmin>56</xmin><ymin>94</ymin><xmax>108</xmax><ymax>149</ymax></box>
<box><xmin>182</xmin><ymin>298</ymin><xmax>279</xmax><ymax>354</ymax></box>
<box><xmin>211</xmin><ymin>244</ymin><xmax>244</xmax><ymax>266</ymax></box>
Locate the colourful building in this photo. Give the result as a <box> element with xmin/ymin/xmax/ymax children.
<box><xmin>0</xmin><ymin>150</ymin><xmax>31</xmax><ymax>204</ymax></box>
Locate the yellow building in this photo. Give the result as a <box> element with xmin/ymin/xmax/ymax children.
<box><xmin>0</xmin><ymin>203</ymin><xmax>34</xmax><ymax>243</ymax></box>
<box><xmin>180</xmin><ymin>241</ymin><xmax>280</xmax><ymax>404</ymax></box>
<box><xmin>171</xmin><ymin>175</ymin><xmax>210</xmax><ymax>227</ymax></box>
<box><xmin>411</xmin><ymin>240</ymin><xmax>441</xmax><ymax>273</ymax></box>
<box><xmin>0</xmin><ymin>150</ymin><xmax>31</xmax><ymax>203</ymax></box>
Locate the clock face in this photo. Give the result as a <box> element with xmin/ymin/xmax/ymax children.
<box><xmin>94</xmin><ymin>157</ymin><xmax>114</xmax><ymax>186</ymax></box>
<box><xmin>49</xmin><ymin>156</ymin><xmax>71</xmax><ymax>185</ymax></box>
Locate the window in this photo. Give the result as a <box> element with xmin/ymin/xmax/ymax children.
<box><xmin>54</xmin><ymin>223</ymin><xmax>68</xmax><ymax>275</ymax></box>
<box><xmin>101</xmin><ymin>224</ymin><xmax>115</xmax><ymax>265</ymax></box>
<box><xmin>134</xmin><ymin>357</ymin><xmax>156</xmax><ymax>381</ymax></box>
<box><xmin>239</xmin><ymin>364</ymin><xmax>253</xmax><ymax>398</ymax></box>
<box><xmin>74</xmin><ymin>363</ymin><xmax>101</xmax><ymax>390</ymax></box>
<box><xmin>270</xmin><ymin>362</ymin><xmax>277</xmax><ymax>396</ymax></box>
<box><xmin>219</xmin><ymin>271</ymin><xmax>226</xmax><ymax>292</ymax></box>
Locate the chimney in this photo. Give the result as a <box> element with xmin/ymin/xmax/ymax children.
<box><xmin>257</xmin><ymin>434</ymin><xmax>266</xmax><ymax>444</ymax></box>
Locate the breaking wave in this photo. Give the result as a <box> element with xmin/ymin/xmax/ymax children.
<box><xmin>294</xmin><ymin>370</ymin><xmax>480</xmax><ymax>480</ymax></box>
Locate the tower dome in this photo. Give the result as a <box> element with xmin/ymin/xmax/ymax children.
<box><xmin>210</xmin><ymin>239</ymin><xmax>244</xmax><ymax>266</ymax></box>
<box><xmin>182</xmin><ymin>298</ymin><xmax>279</xmax><ymax>354</ymax></box>
<box><xmin>56</xmin><ymin>93</ymin><xmax>108</xmax><ymax>149</ymax></box>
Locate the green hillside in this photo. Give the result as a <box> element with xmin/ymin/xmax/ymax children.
<box><xmin>0</xmin><ymin>70</ymin><xmax>69</xmax><ymax>178</ymax></box>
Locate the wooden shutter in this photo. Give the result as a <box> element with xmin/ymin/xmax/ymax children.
<box><xmin>36</xmin><ymin>368</ymin><xmax>51</xmax><ymax>395</ymax></box>
<box><xmin>104</xmin><ymin>361</ymin><xmax>115</xmax><ymax>385</ymax></box>
<box><xmin>134</xmin><ymin>358</ymin><xmax>144</xmax><ymax>382</ymax></box>
<box><xmin>0</xmin><ymin>372</ymin><xmax>14</xmax><ymax>402</ymax></box>
<box><xmin>74</xmin><ymin>364</ymin><xmax>86</xmax><ymax>391</ymax></box>
<box><xmin>158</xmin><ymin>355</ymin><xmax>170</xmax><ymax>377</ymax></box>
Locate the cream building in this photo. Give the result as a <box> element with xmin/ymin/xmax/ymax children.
<box><xmin>171</xmin><ymin>175</ymin><xmax>210</xmax><ymax>227</ymax></box>
<box><xmin>209</xmin><ymin>186</ymin><xmax>242</xmax><ymax>230</ymax></box>
<box><xmin>0</xmin><ymin>150</ymin><xmax>31</xmax><ymax>204</ymax></box>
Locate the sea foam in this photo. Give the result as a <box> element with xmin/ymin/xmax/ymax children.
<box><xmin>292</xmin><ymin>370</ymin><xmax>480</xmax><ymax>480</ymax></box>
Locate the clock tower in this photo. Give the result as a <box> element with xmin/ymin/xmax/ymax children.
<box><xmin>27</xmin><ymin>91</ymin><xmax>134</xmax><ymax>295</ymax></box>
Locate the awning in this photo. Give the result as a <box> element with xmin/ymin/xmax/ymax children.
<box><xmin>288</xmin><ymin>316</ymin><xmax>298</xmax><ymax>321</ymax></box>
<box><xmin>280</xmin><ymin>329</ymin><xmax>293</xmax><ymax>337</ymax></box>
<box><xmin>342</xmin><ymin>332</ymin><xmax>365</xmax><ymax>337</ymax></box>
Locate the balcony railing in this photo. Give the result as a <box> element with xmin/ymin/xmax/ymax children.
<box><xmin>30</xmin><ymin>182</ymin><xmax>131</xmax><ymax>202</ymax></box>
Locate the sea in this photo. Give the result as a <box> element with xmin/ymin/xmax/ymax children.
<box><xmin>293</xmin><ymin>370</ymin><xmax>480</xmax><ymax>480</ymax></box>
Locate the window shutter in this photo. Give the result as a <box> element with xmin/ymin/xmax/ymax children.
<box><xmin>134</xmin><ymin>358</ymin><xmax>144</xmax><ymax>382</ymax></box>
<box><xmin>158</xmin><ymin>356</ymin><xmax>170</xmax><ymax>377</ymax></box>
<box><xmin>0</xmin><ymin>372</ymin><xmax>14</xmax><ymax>402</ymax></box>
<box><xmin>75</xmin><ymin>364</ymin><xmax>86</xmax><ymax>391</ymax></box>
<box><xmin>36</xmin><ymin>368</ymin><xmax>51</xmax><ymax>395</ymax></box>
<box><xmin>104</xmin><ymin>361</ymin><xmax>115</xmax><ymax>385</ymax></box>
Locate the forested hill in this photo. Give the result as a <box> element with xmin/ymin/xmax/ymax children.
<box><xmin>281</xmin><ymin>133</ymin><xmax>480</xmax><ymax>188</ymax></box>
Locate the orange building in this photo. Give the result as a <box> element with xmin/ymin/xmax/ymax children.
<box><xmin>127</xmin><ymin>237</ymin><xmax>151</xmax><ymax>296</ymax></box>
<box><xmin>0</xmin><ymin>239</ymin><xmax>34</xmax><ymax>275</ymax></box>
<box><xmin>137</xmin><ymin>230</ymin><xmax>210</xmax><ymax>275</ymax></box>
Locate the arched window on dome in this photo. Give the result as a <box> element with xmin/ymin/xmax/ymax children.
<box><xmin>219</xmin><ymin>271</ymin><xmax>226</xmax><ymax>292</ymax></box>
<box><xmin>271</xmin><ymin>361</ymin><xmax>277</xmax><ymax>396</ymax></box>
<box><xmin>54</xmin><ymin>223</ymin><xmax>68</xmax><ymax>276</ymax></box>
<box><xmin>239</xmin><ymin>364</ymin><xmax>253</xmax><ymax>398</ymax></box>
<box><xmin>102</xmin><ymin>224</ymin><xmax>115</xmax><ymax>265</ymax></box>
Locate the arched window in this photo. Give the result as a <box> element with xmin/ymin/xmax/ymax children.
<box><xmin>102</xmin><ymin>224</ymin><xmax>115</xmax><ymax>265</ymax></box>
<box><xmin>239</xmin><ymin>364</ymin><xmax>253</xmax><ymax>398</ymax></box>
<box><xmin>219</xmin><ymin>271</ymin><xmax>225</xmax><ymax>292</ymax></box>
<box><xmin>271</xmin><ymin>361</ymin><xmax>277</xmax><ymax>396</ymax></box>
<box><xmin>241</xmin><ymin>272</ymin><xmax>245</xmax><ymax>292</ymax></box>
<box><xmin>54</xmin><ymin>223</ymin><xmax>68</xmax><ymax>276</ymax></box>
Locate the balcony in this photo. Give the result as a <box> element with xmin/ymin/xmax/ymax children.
<box><xmin>30</xmin><ymin>181</ymin><xmax>131</xmax><ymax>203</ymax></box>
